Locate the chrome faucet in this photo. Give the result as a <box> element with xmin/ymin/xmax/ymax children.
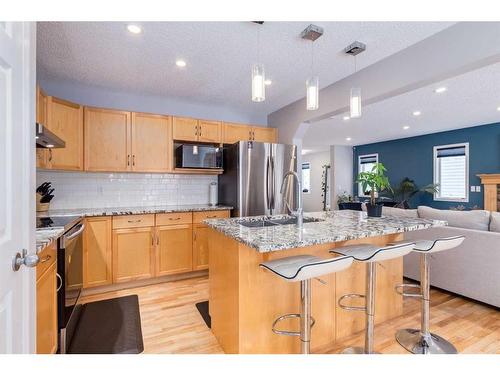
<box><xmin>280</xmin><ymin>171</ymin><xmax>303</xmax><ymax>229</ymax></box>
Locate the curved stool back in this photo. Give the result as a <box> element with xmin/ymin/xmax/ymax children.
<box><xmin>260</xmin><ymin>254</ymin><xmax>353</xmax><ymax>354</ymax></box>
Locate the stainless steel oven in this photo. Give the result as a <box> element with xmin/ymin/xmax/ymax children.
<box><xmin>57</xmin><ymin>220</ymin><xmax>85</xmax><ymax>354</ymax></box>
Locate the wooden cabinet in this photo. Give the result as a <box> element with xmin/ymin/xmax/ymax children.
<box><xmin>156</xmin><ymin>224</ymin><xmax>193</xmax><ymax>276</ymax></box>
<box><xmin>223</xmin><ymin>122</ymin><xmax>277</xmax><ymax>144</ymax></box>
<box><xmin>83</xmin><ymin>217</ymin><xmax>112</xmax><ymax>288</ymax></box>
<box><xmin>46</xmin><ymin>96</ymin><xmax>84</xmax><ymax>170</ymax></box>
<box><xmin>84</xmin><ymin>107</ymin><xmax>131</xmax><ymax>172</ymax></box>
<box><xmin>252</xmin><ymin>127</ymin><xmax>277</xmax><ymax>143</ymax></box>
<box><xmin>113</xmin><ymin>227</ymin><xmax>155</xmax><ymax>283</ymax></box>
<box><xmin>36</xmin><ymin>86</ymin><xmax>49</xmax><ymax>169</ymax></box>
<box><xmin>36</xmin><ymin>243</ymin><xmax>57</xmax><ymax>354</ymax></box>
<box><xmin>131</xmin><ymin>113</ymin><xmax>172</xmax><ymax>172</ymax></box>
<box><xmin>173</xmin><ymin>116</ymin><xmax>222</xmax><ymax>143</ymax></box>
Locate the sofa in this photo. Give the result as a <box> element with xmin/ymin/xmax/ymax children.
<box><xmin>380</xmin><ymin>205</ymin><xmax>500</xmax><ymax>308</ymax></box>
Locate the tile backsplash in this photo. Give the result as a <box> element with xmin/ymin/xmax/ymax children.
<box><xmin>37</xmin><ymin>171</ymin><xmax>218</xmax><ymax>209</ymax></box>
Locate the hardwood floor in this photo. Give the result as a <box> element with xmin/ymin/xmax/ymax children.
<box><xmin>80</xmin><ymin>276</ymin><xmax>500</xmax><ymax>354</ymax></box>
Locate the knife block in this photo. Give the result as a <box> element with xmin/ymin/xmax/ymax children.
<box><xmin>36</xmin><ymin>193</ymin><xmax>50</xmax><ymax>212</ymax></box>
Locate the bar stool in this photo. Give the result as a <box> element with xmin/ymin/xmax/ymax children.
<box><xmin>394</xmin><ymin>235</ymin><xmax>465</xmax><ymax>354</ymax></box>
<box><xmin>330</xmin><ymin>242</ymin><xmax>416</xmax><ymax>354</ymax></box>
<box><xmin>260</xmin><ymin>254</ymin><xmax>354</xmax><ymax>354</ymax></box>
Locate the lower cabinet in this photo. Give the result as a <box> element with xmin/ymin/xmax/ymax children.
<box><xmin>193</xmin><ymin>224</ymin><xmax>210</xmax><ymax>271</ymax></box>
<box><xmin>112</xmin><ymin>227</ymin><xmax>155</xmax><ymax>283</ymax></box>
<box><xmin>36</xmin><ymin>243</ymin><xmax>58</xmax><ymax>354</ymax></box>
<box><xmin>156</xmin><ymin>224</ymin><xmax>193</xmax><ymax>276</ymax></box>
<box><xmin>83</xmin><ymin>217</ymin><xmax>112</xmax><ymax>288</ymax></box>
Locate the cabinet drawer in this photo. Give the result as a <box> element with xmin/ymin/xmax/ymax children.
<box><xmin>193</xmin><ymin>210</ymin><xmax>230</xmax><ymax>224</ymax></box>
<box><xmin>36</xmin><ymin>241</ymin><xmax>57</xmax><ymax>281</ymax></box>
<box><xmin>156</xmin><ymin>212</ymin><xmax>192</xmax><ymax>226</ymax></box>
<box><xmin>112</xmin><ymin>214</ymin><xmax>155</xmax><ymax>229</ymax></box>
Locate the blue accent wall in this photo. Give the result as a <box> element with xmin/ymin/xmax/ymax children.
<box><xmin>353</xmin><ymin>122</ymin><xmax>500</xmax><ymax>209</ymax></box>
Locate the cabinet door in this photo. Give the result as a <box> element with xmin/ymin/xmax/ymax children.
<box><xmin>131</xmin><ymin>112</ymin><xmax>172</xmax><ymax>172</ymax></box>
<box><xmin>223</xmin><ymin>122</ymin><xmax>251</xmax><ymax>144</ymax></box>
<box><xmin>36</xmin><ymin>262</ymin><xmax>57</xmax><ymax>354</ymax></box>
<box><xmin>84</xmin><ymin>107</ymin><xmax>131</xmax><ymax>172</ymax></box>
<box><xmin>172</xmin><ymin>116</ymin><xmax>198</xmax><ymax>142</ymax></box>
<box><xmin>252</xmin><ymin>127</ymin><xmax>277</xmax><ymax>143</ymax></box>
<box><xmin>47</xmin><ymin>96</ymin><xmax>84</xmax><ymax>170</ymax></box>
<box><xmin>113</xmin><ymin>227</ymin><xmax>155</xmax><ymax>283</ymax></box>
<box><xmin>156</xmin><ymin>224</ymin><xmax>193</xmax><ymax>276</ymax></box>
<box><xmin>198</xmin><ymin>120</ymin><xmax>222</xmax><ymax>143</ymax></box>
<box><xmin>36</xmin><ymin>85</ymin><xmax>49</xmax><ymax>169</ymax></box>
<box><xmin>193</xmin><ymin>224</ymin><xmax>209</xmax><ymax>271</ymax></box>
<box><xmin>83</xmin><ymin>217</ymin><xmax>112</xmax><ymax>288</ymax></box>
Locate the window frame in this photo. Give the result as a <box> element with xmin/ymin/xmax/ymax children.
<box><xmin>357</xmin><ymin>153</ymin><xmax>378</xmax><ymax>197</ymax></box>
<box><xmin>433</xmin><ymin>142</ymin><xmax>469</xmax><ymax>203</ymax></box>
<box><xmin>301</xmin><ymin>162</ymin><xmax>311</xmax><ymax>195</ymax></box>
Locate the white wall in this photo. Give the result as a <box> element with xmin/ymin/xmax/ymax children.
<box><xmin>330</xmin><ymin>145</ymin><xmax>354</xmax><ymax>209</ymax></box>
<box><xmin>301</xmin><ymin>151</ymin><xmax>331</xmax><ymax>212</ymax></box>
<box><xmin>38</xmin><ymin>78</ymin><xmax>268</xmax><ymax>125</ymax></box>
<box><xmin>36</xmin><ymin>171</ymin><xmax>217</xmax><ymax>210</ymax></box>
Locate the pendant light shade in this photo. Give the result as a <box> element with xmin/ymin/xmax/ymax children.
<box><xmin>350</xmin><ymin>87</ymin><xmax>362</xmax><ymax>118</ymax></box>
<box><xmin>306</xmin><ymin>76</ymin><xmax>319</xmax><ymax>111</ymax></box>
<box><xmin>252</xmin><ymin>63</ymin><xmax>265</xmax><ymax>102</ymax></box>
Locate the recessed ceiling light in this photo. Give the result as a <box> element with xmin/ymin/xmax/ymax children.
<box><xmin>434</xmin><ymin>87</ymin><xmax>447</xmax><ymax>94</ymax></box>
<box><xmin>126</xmin><ymin>24</ymin><xmax>142</xmax><ymax>34</ymax></box>
<box><xmin>412</xmin><ymin>111</ymin><xmax>421</xmax><ymax>116</ymax></box>
<box><xmin>343</xmin><ymin>116</ymin><xmax>350</xmax><ymax>121</ymax></box>
<box><xmin>497</xmin><ymin>106</ymin><xmax>500</xmax><ymax>111</ymax></box>
<box><xmin>264</xmin><ymin>79</ymin><xmax>272</xmax><ymax>85</ymax></box>
<box><xmin>403</xmin><ymin>125</ymin><xmax>410</xmax><ymax>130</ymax></box>
<box><xmin>46</xmin><ymin>144</ymin><xmax>54</xmax><ymax>148</ymax></box>
<box><xmin>346</xmin><ymin>137</ymin><xmax>352</xmax><ymax>141</ymax></box>
<box><xmin>176</xmin><ymin>60</ymin><xmax>187</xmax><ymax>68</ymax></box>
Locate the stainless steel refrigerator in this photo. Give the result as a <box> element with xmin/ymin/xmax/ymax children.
<box><xmin>218</xmin><ymin>141</ymin><xmax>297</xmax><ymax>217</ymax></box>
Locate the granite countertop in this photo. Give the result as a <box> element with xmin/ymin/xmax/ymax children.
<box><xmin>36</xmin><ymin>228</ymin><xmax>66</xmax><ymax>253</ymax></box>
<box><xmin>204</xmin><ymin>210</ymin><xmax>447</xmax><ymax>253</ymax></box>
<box><xmin>36</xmin><ymin>204</ymin><xmax>233</xmax><ymax>218</ymax></box>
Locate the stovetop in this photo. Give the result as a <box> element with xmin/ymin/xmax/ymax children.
<box><xmin>36</xmin><ymin>215</ymin><xmax>81</xmax><ymax>230</ymax></box>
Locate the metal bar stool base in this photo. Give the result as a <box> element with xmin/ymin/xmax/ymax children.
<box><xmin>341</xmin><ymin>347</ymin><xmax>380</xmax><ymax>354</ymax></box>
<box><xmin>396</xmin><ymin>328</ymin><xmax>458</xmax><ymax>354</ymax></box>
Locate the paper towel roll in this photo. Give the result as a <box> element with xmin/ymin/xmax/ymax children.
<box><xmin>209</xmin><ymin>182</ymin><xmax>218</xmax><ymax>206</ymax></box>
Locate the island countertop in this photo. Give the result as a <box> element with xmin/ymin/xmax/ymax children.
<box><xmin>205</xmin><ymin>210</ymin><xmax>447</xmax><ymax>253</ymax></box>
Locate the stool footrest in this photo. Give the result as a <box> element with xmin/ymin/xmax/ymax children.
<box><xmin>394</xmin><ymin>283</ymin><xmax>422</xmax><ymax>298</ymax></box>
<box><xmin>338</xmin><ymin>293</ymin><xmax>366</xmax><ymax>311</ymax></box>
<box><xmin>272</xmin><ymin>313</ymin><xmax>315</xmax><ymax>337</ymax></box>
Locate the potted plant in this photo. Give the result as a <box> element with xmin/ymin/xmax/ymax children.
<box><xmin>388</xmin><ymin>177</ymin><xmax>439</xmax><ymax>209</ymax></box>
<box><xmin>356</xmin><ymin>162</ymin><xmax>392</xmax><ymax>217</ymax></box>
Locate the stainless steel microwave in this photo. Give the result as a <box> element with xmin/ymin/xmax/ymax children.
<box><xmin>175</xmin><ymin>144</ymin><xmax>223</xmax><ymax>169</ymax></box>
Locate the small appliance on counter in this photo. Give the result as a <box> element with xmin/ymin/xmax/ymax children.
<box><xmin>175</xmin><ymin>144</ymin><xmax>223</xmax><ymax>169</ymax></box>
<box><xmin>209</xmin><ymin>182</ymin><xmax>218</xmax><ymax>206</ymax></box>
<box><xmin>36</xmin><ymin>182</ymin><xmax>54</xmax><ymax>212</ymax></box>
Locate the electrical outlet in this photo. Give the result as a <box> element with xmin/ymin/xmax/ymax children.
<box><xmin>470</xmin><ymin>186</ymin><xmax>476</xmax><ymax>192</ymax></box>
<box><xmin>476</xmin><ymin>185</ymin><xmax>481</xmax><ymax>192</ymax></box>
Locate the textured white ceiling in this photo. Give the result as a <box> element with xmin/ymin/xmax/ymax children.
<box><xmin>303</xmin><ymin>62</ymin><xmax>500</xmax><ymax>147</ymax></box>
<box><xmin>36</xmin><ymin>21</ymin><xmax>453</xmax><ymax>117</ymax></box>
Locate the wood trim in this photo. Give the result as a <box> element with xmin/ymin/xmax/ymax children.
<box><xmin>478</xmin><ymin>174</ymin><xmax>500</xmax><ymax>184</ymax></box>
<box><xmin>478</xmin><ymin>174</ymin><xmax>500</xmax><ymax>211</ymax></box>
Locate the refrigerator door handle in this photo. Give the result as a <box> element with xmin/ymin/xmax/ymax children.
<box><xmin>270</xmin><ymin>156</ymin><xmax>276</xmax><ymax>210</ymax></box>
<box><xmin>265</xmin><ymin>156</ymin><xmax>271</xmax><ymax>210</ymax></box>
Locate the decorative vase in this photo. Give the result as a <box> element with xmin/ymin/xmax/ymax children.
<box><xmin>366</xmin><ymin>202</ymin><xmax>383</xmax><ymax>217</ymax></box>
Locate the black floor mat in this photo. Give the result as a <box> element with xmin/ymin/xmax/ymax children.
<box><xmin>195</xmin><ymin>301</ymin><xmax>211</xmax><ymax>328</ymax></box>
<box><xmin>68</xmin><ymin>295</ymin><xmax>144</xmax><ymax>354</ymax></box>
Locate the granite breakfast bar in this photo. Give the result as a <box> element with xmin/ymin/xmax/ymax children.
<box><xmin>205</xmin><ymin>210</ymin><xmax>446</xmax><ymax>354</ymax></box>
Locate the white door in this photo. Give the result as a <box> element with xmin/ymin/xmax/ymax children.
<box><xmin>0</xmin><ymin>22</ymin><xmax>36</xmax><ymax>354</ymax></box>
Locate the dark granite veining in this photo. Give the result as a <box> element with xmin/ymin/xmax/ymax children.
<box><xmin>204</xmin><ymin>210</ymin><xmax>447</xmax><ymax>253</ymax></box>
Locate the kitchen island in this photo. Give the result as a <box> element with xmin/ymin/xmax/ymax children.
<box><xmin>205</xmin><ymin>210</ymin><xmax>446</xmax><ymax>354</ymax></box>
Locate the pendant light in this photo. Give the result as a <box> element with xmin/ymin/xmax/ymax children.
<box><xmin>251</xmin><ymin>22</ymin><xmax>265</xmax><ymax>102</ymax></box>
<box><xmin>345</xmin><ymin>41</ymin><xmax>366</xmax><ymax>119</ymax></box>
<box><xmin>301</xmin><ymin>24</ymin><xmax>323</xmax><ymax>111</ymax></box>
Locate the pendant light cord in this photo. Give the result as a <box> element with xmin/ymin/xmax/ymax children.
<box><xmin>310</xmin><ymin>41</ymin><xmax>314</xmax><ymax>76</ymax></box>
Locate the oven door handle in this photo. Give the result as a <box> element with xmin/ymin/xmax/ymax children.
<box><xmin>64</xmin><ymin>223</ymin><xmax>85</xmax><ymax>241</ymax></box>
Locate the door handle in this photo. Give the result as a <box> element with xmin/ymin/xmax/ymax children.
<box><xmin>12</xmin><ymin>249</ymin><xmax>39</xmax><ymax>271</ymax></box>
<box><xmin>132</xmin><ymin>155</ymin><xmax>135</xmax><ymax>166</ymax></box>
<box><xmin>40</xmin><ymin>254</ymin><xmax>52</xmax><ymax>263</ymax></box>
<box><xmin>270</xmin><ymin>156</ymin><xmax>276</xmax><ymax>209</ymax></box>
<box><xmin>265</xmin><ymin>157</ymin><xmax>271</xmax><ymax>210</ymax></box>
<box><xmin>127</xmin><ymin>155</ymin><xmax>130</xmax><ymax>166</ymax></box>
<box><xmin>56</xmin><ymin>273</ymin><xmax>63</xmax><ymax>292</ymax></box>
<box><xmin>48</xmin><ymin>149</ymin><xmax>53</xmax><ymax>162</ymax></box>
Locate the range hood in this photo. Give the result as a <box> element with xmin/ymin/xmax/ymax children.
<box><xmin>35</xmin><ymin>123</ymin><xmax>65</xmax><ymax>148</ymax></box>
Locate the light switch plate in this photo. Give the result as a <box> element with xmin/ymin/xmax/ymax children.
<box><xmin>470</xmin><ymin>186</ymin><xmax>476</xmax><ymax>192</ymax></box>
<box><xmin>476</xmin><ymin>185</ymin><xmax>481</xmax><ymax>192</ymax></box>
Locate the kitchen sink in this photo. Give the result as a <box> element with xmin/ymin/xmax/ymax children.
<box><xmin>237</xmin><ymin>216</ymin><xmax>324</xmax><ymax>228</ymax></box>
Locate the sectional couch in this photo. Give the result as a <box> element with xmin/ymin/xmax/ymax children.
<box><xmin>381</xmin><ymin>205</ymin><xmax>500</xmax><ymax>308</ymax></box>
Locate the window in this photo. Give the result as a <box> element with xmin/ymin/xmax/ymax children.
<box><xmin>358</xmin><ymin>154</ymin><xmax>378</xmax><ymax>196</ymax></box>
<box><xmin>301</xmin><ymin>162</ymin><xmax>311</xmax><ymax>194</ymax></box>
<box><xmin>433</xmin><ymin>143</ymin><xmax>469</xmax><ymax>202</ymax></box>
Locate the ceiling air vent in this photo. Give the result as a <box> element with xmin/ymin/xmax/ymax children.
<box><xmin>344</xmin><ymin>41</ymin><xmax>366</xmax><ymax>56</ymax></box>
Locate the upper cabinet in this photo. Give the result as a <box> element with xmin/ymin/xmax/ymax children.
<box><xmin>172</xmin><ymin>116</ymin><xmax>222</xmax><ymax>143</ymax></box>
<box><xmin>223</xmin><ymin>122</ymin><xmax>277</xmax><ymax>144</ymax></box>
<box><xmin>84</xmin><ymin>107</ymin><xmax>131</xmax><ymax>172</ymax></box>
<box><xmin>131</xmin><ymin>112</ymin><xmax>172</xmax><ymax>172</ymax></box>
<box><xmin>36</xmin><ymin>86</ymin><xmax>49</xmax><ymax>169</ymax></box>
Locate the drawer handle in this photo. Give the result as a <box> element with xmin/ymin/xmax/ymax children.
<box><xmin>207</xmin><ymin>215</ymin><xmax>218</xmax><ymax>218</ymax></box>
<box><xmin>169</xmin><ymin>217</ymin><xmax>181</xmax><ymax>221</ymax></box>
<box><xmin>40</xmin><ymin>254</ymin><xmax>52</xmax><ymax>263</ymax></box>
<box><xmin>127</xmin><ymin>219</ymin><xmax>142</xmax><ymax>223</ymax></box>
